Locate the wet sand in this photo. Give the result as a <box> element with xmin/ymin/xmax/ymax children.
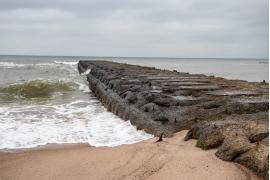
<box><xmin>0</xmin><ymin>131</ymin><xmax>262</xmax><ymax>180</ymax></box>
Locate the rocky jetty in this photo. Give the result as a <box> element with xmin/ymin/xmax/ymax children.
<box><xmin>78</xmin><ymin>60</ymin><xmax>269</xmax><ymax>179</ymax></box>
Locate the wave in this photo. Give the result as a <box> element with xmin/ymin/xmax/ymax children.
<box><xmin>0</xmin><ymin>62</ymin><xmax>25</xmax><ymax>67</ymax></box>
<box><xmin>0</xmin><ymin>61</ymin><xmax>78</xmax><ymax>68</ymax></box>
<box><xmin>0</xmin><ymin>80</ymin><xmax>76</xmax><ymax>98</ymax></box>
<box><xmin>54</xmin><ymin>61</ymin><xmax>77</xmax><ymax>65</ymax></box>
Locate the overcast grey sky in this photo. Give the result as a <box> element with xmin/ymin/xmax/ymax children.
<box><xmin>0</xmin><ymin>0</ymin><xmax>268</xmax><ymax>58</ymax></box>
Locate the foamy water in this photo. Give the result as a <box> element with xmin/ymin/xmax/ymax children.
<box><xmin>0</xmin><ymin>55</ymin><xmax>268</xmax><ymax>150</ymax></box>
<box><xmin>0</xmin><ymin>99</ymin><xmax>152</xmax><ymax>149</ymax></box>
<box><xmin>0</xmin><ymin>58</ymin><xmax>153</xmax><ymax>149</ymax></box>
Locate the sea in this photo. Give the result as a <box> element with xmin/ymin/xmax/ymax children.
<box><xmin>0</xmin><ymin>55</ymin><xmax>268</xmax><ymax>150</ymax></box>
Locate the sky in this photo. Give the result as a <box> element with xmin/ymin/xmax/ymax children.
<box><xmin>0</xmin><ymin>0</ymin><xmax>268</xmax><ymax>58</ymax></box>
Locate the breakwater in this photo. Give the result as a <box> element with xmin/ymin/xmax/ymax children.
<box><xmin>78</xmin><ymin>60</ymin><xmax>269</xmax><ymax>178</ymax></box>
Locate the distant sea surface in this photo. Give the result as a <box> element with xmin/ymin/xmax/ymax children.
<box><xmin>0</xmin><ymin>55</ymin><xmax>268</xmax><ymax>150</ymax></box>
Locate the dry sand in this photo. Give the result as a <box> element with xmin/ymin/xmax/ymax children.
<box><xmin>0</xmin><ymin>131</ymin><xmax>262</xmax><ymax>180</ymax></box>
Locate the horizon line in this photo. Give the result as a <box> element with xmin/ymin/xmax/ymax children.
<box><xmin>0</xmin><ymin>54</ymin><xmax>268</xmax><ymax>60</ymax></box>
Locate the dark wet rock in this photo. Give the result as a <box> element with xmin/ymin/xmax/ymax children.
<box><xmin>142</xmin><ymin>103</ymin><xmax>156</xmax><ymax>112</ymax></box>
<box><xmin>173</xmin><ymin>90</ymin><xmax>193</xmax><ymax>96</ymax></box>
<box><xmin>175</xmin><ymin>99</ymin><xmax>199</xmax><ymax>106</ymax></box>
<box><xmin>184</xmin><ymin>130</ymin><xmax>194</xmax><ymax>141</ymax></box>
<box><xmin>154</xmin><ymin>97</ymin><xmax>171</xmax><ymax>107</ymax></box>
<box><xmin>184</xmin><ymin>123</ymin><xmax>206</xmax><ymax>141</ymax></box>
<box><xmin>78</xmin><ymin>60</ymin><xmax>269</xmax><ymax>179</ymax></box>
<box><xmin>124</xmin><ymin>91</ymin><xmax>137</xmax><ymax>104</ymax></box>
<box><xmin>202</xmin><ymin>101</ymin><xmax>222</xmax><ymax>109</ymax></box>
<box><xmin>162</xmin><ymin>87</ymin><xmax>175</xmax><ymax>93</ymax></box>
<box><xmin>108</xmin><ymin>79</ymin><xmax>121</xmax><ymax>89</ymax></box>
<box><xmin>154</xmin><ymin>116</ymin><xmax>169</xmax><ymax>123</ymax></box>
<box><xmin>142</xmin><ymin>92</ymin><xmax>159</xmax><ymax>102</ymax></box>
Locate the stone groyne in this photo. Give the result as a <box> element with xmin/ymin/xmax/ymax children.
<box><xmin>78</xmin><ymin>60</ymin><xmax>269</xmax><ymax>179</ymax></box>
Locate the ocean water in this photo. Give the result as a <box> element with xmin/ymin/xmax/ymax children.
<box><xmin>0</xmin><ymin>55</ymin><xmax>268</xmax><ymax>149</ymax></box>
<box><xmin>110</xmin><ymin>57</ymin><xmax>269</xmax><ymax>82</ymax></box>
<box><xmin>0</xmin><ymin>56</ymin><xmax>154</xmax><ymax>149</ymax></box>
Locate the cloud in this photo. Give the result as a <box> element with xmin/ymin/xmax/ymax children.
<box><xmin>0</xmin><ymin>8</ymin><xmax>75</xmax><ymax>21</ymax></box>
<box><xmin>0</xmin><ymin>0</ymin><xmax>268</xmax><ymax>58</ymax></box>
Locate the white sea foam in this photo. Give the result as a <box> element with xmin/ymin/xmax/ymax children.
<box><xmin>83</xmin><ymin>68</ymin><xmax>91</xmax><ymax>75</ymax></box>
<box><xmin>0</xmin><ymin>100</ymin><xmax>153</xmax><ymax>149</ymax></box>
<box><xmin>0</xmin><ymin>62</ymin><xmax>25</xmax><ymax>67</ymax></box>
<box><xmin>36</xmin><ymin>63</ymin><xmax>57</xmax><ymax>66</ymax></box>
<box><xmin>78</xmin><ymin>83</ymin><xmax>90</xmax><ymax>93</ymax></box>
<box><xmin>54</xmin><ymin>61</ymin><xmax>78</xmax><ymax>65</ymax></box>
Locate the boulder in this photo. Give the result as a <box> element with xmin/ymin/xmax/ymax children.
<box><xmin>215</xmin><ymin>135</ymin><xmax>253</xmax><ymax>161</ymax></box>
<box><xmin>235</xmin><ymin>143</ymin><xmax>269</xmax><ymax>179</ymax></box>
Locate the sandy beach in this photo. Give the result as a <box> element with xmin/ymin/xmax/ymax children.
<box><xmin>0</xmin><ymin>130</ymin><xmax>261</xmax><ymax>180</ymax></box>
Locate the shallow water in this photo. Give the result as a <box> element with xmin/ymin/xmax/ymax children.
<box><xmin>0</xmin><ymin>55</ymin><xmax>268</xmax><ymax>149</ymax></box>
<box><xmin>0</xmin><ymin>57</ymin><xmax>153</xmax><ymax>149</ymax></box>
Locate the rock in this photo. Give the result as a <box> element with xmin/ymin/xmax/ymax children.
<box><xmin>175</xmin><ymin>100</ymin><xmax>199</xmax><ymax>106</ymax></box>
<box><xmin>124</xmin><ymin>91</ymin><xmax>137</xmax><ymax>104</ymax></box>
<box><xmin>215</xmin><ymin>136</ymin><xmax>253</xmax><ymax>161</ymax></box>
<box><xmin>184</xmin><ymin>123</ymin><xmax>205</xmax><ymax>141</ymax></box>
<box><xmin>162</xmin><ymin>87</ymin><xmax>177</xmax><ymax>93</ymax></box>
<box><xmin>196</xmin><ymin>128</ymin><xmax>224</xmax><ymax>150</ymax></box>
<box><xmin>142</xmin><ymin>103</ymin><xmax>155</xmax><ymax>112</ymax></box>
<box><xmin>154</xmin><ymin>98</ymin><xmax>171</xmax><ymax>107</ymax></box>
<box><xmin>108</xmin><ymin>79</ymin><xmax>121</xmax><ymax>89</ymax></box>
<box><xmin>261</xmin><ymin>137</ymin><xmax>269</xmax><ymax>146</ymax></box>
<box><xmin>184</xmin><ymin>123</ymin><xmax>224</xmax><ymax>150</ymax></box>
<box><xmin>154</xmin><ymin>116</ymin><xmax>169</xmax><ymax>124</ymax></box>
<box><xmin>184</xmin><ymin>130</ymin><xmax>194</xmax><ymax>141</ymax></box>
<box><xmin>129</xmin><ymin>85</ymin><xmax>141</xmax><ymax>92</ymax></box>
<box><xmin>173</xmin><ymin>90</ymin><xmax>193</xmax><ymax>96</ymax></box>
<box><xmin>234</xmin><ymin>143</ymin><xmax>269</xmax><ymax>179</ymax></box>
<box><xmin>156</xmin><ymin>132</ymin><xmax>164</xmax><ymax>142</ymax></box>
<box><xmin>202</xmin><ymin>101</ymin><xmax>222</xmax><ymax>109</ymax></box>
<box><xmin>142</xmin><ymin>92</ymin><xmax>158</xmax><ymax>102</ymax></box>
<box><xmin>249</xmin><ymin>132</ymin><xmax>269</xmax><ymax>143</ymax></box>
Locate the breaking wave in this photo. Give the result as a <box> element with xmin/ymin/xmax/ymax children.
<box><xmin>0</xmin><ymin>62</ymin><xmax>25</xmax><ymax>67</ymax></box>
<box><xmin>0</xmin><ymin>80</ymin><xmax>76</xmax><ymax>98</ymax></box>
<box><xmin>54</xmin><ymin>61</ymin><xmax>78</xmax><ymax>65</ymax></box>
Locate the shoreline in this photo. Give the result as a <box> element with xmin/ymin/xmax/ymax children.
<box><xmin>0</xmin><ymin>130</ymin><xmax>262</xmax><ymax>180</ymax></box>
